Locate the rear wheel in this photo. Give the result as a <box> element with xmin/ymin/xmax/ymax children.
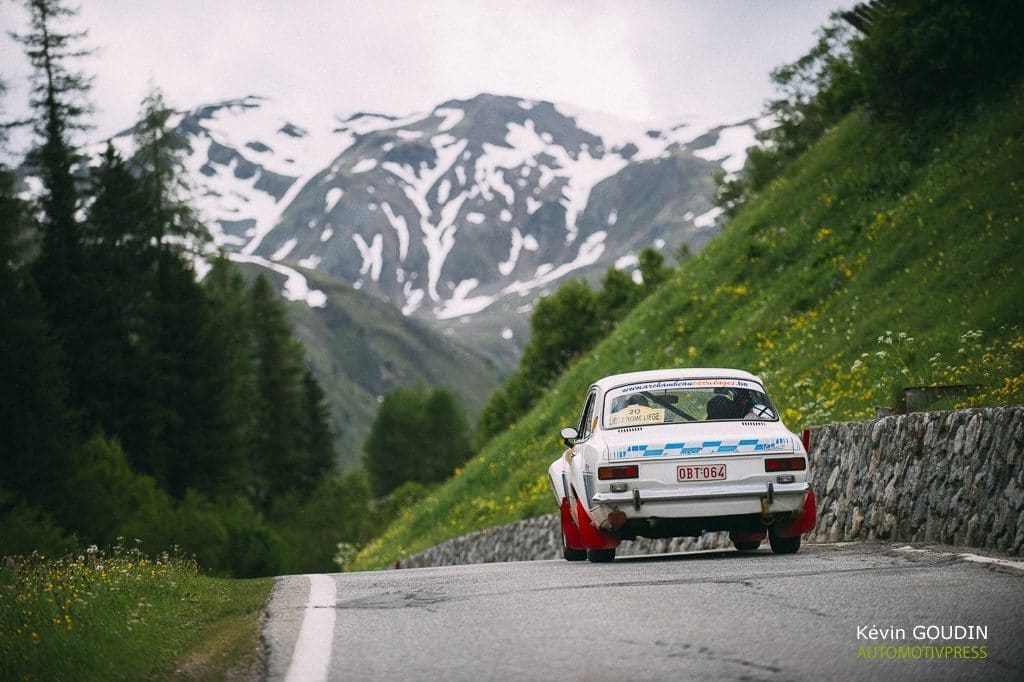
<box><xmin>733</xmin><ymin>539</ymin><xmax>762</xmax><ymax>551</ymax></box>
<box><xmin>587</xmin><ymin>548</ymin><xmax>616</xmax><ymax>563</ymax></box>
<box><xmin>768</xmin><ymin>527</ymin><xmax>801</xmax><ymax>554</ymax></box>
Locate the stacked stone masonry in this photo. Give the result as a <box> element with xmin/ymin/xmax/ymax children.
<box><xmin>395</xmin><ymin>407</ymin><xmax>1023</xmax><ymax>569</ymax></box>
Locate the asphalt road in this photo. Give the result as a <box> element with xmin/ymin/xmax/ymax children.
<box><xmin>263</xmin><ymin>543</ymin><xmax>1024</xmax><ymax>681</ymax></box>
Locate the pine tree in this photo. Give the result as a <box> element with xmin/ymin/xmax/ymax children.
<box><xmin>11</xmin><ymin>0</ymin><xmax>94</xmax><ymax>334</ymax></box>
<box><xmin>249</xmin><ymin>275</ymin><xmax>306</xmax><ymax>507</ymax></box>
<box><xmin>0</xmin><ymin>78</ymin><xmax>76</xmax><ymax>514</ymax></box>
<box><xmin>363</xmin><ymin>386</ymin><xmax>472</xmax><ymax>497</ymax></box>
<box><xmin>200</xmin><ymin>258</ymin><xmax>260</xmax><ymax>497</ymax></box>
<box><xmin>76</xmin><ymin>144</ymin><xmax>149</xmax><ymax>439</ymax></box>
<box><xmin>362</xmin><ymin>387</ymin><xmax>423</xmax><ymax>497</ymax></box>
<box><xmin>298</xmin><ymin>369</ymin><xmax>337</xmax><ymax>487</ymax></box>
<box><xmin>637</xmin><ymin>247</ymin><xmax>670</xmax><ymax>294</ymax></box>
<box><xmin>133</xmin><ymin>87</ymin><xmax>207</xmax><ymax>256</ymax></box>
<box><xmin>420</xmin><ymin>389</ymin><xmax>472</xmax><ymax>483</ymax></box>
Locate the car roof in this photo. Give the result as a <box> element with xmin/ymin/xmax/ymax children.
<box><xmin>591</xmin><ymin>367</ymin><xmax>764</xmax><ymax>393</ymax></box>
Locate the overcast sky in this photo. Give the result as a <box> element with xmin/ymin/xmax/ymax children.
<box><xmin>2</xmin><ymin>0</ymin><xmax>846</xmax><ymax>149</ymax></box>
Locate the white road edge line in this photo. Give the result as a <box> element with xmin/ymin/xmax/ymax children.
<box><xmin>285</xmin><ymin>574</ymin><xmax>337</xmax><ymax>682</ymax></box>
<box><xmin>895</xmin><ymin>545</ymin><xmax>1024</xmax><ymax>572</ymax></box>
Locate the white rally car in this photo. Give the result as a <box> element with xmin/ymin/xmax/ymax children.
<box><xmin>549</xmin><ymin>368</ymin><xmax>816</xmax><ymax>562</ymax></box>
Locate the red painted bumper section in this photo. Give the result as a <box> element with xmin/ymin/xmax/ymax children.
<box><xmin>561</xmin><ymin>497</ymin><xmax>620</xmax><ymax>550</ymax></box>
<box><xmin>774</xmin><ymin>489</ymin><xmax>817</xmax><ymax>538</ymax></box>
<box><xmin>561</xmin><ymin>488</ymin><xmax>816</xmax><ymax>547</ymax></box>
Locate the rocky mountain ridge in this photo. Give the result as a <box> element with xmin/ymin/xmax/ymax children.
<box><xmin>104</xmin><ymin>93</ymin><xmax>759</xmax><ymax>361</ymax></box>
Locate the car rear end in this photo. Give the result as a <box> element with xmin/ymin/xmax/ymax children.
<box><xmin>591</xmin><ymin>424</ymin><xmax>811</xmax><ymax>538</ymax></box>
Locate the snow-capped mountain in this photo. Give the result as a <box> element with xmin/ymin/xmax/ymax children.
<box><xmin>109</xmin><ymin>93</ymin><xmax>759</xmax><ymax>356</ymax></box>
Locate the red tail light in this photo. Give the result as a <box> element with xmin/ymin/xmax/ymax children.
<box><xmin>598</xmin><ymin>465</ymin><xmax>639</xmax><ymax>480</ymax></box>
<box><xmin>765</xmin><ymin>457</ymin><xmax>806</xmax><ymax>472</ymax></box>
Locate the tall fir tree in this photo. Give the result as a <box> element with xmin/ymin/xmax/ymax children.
<box><xmin>200</xmin><ymin>258</ymin><xmax>260</xmax><ymax>496</ymax></box>
<box><xmin>11</xmin><ymin>0</ymin><xmax>94</xmax><ymax>338</ymax></box>
<box><xmin>77</xmin><ymin>144</ymin><xmax>150</xmax><ymax>439</ymax></box>
<box><xmin>249</xmin><ymin>274</ymin><xmax>306</xmax><ymax>507</ymax></box>
<box><xmin>362</xmin><ymin>386</ymin><xmax>471</xmax><ymax>497</ymax></box>
<box><xmin>0</xmin><ymin>119</ymin><xmax>76</xmax><ymax>515</ymax></box>
<box><xmin>133</xmin><ymin>87</ymin><xmax>207</xmax><ymax>257</ymax></box>
<box><xmin>299</xmin><ymin>368</ymin><xmax>337</xmax><ymax>490</ymax></box>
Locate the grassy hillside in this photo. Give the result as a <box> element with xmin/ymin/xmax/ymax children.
<box><xmin>351</xmin><ymin>84</ymin><xmax>1024</xmax><ymax>570</ymax></box>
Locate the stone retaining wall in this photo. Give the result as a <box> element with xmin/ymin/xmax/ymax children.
<box><xmin>395</xmin><ymin>406</ymin><xmax>1023</xmax><ymax>568</ymax></box>
<box><xmin>807</xmin><ymin>406</ymin><xmax>1023</xmax><ymax>554</ymax></box>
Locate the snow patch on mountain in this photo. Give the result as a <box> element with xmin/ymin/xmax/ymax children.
<box><xmin>694</xmin><ymin>125</ymin><xmax>758</xmax><ymax>174</ymax></box>
<box><xmin>502</xmin><ymin>230</ymin><xmax>607</xmax><ymax>296</ymax></box>
<box><xmin>353</xmin><ymin>233</ymin><xmax>385</xmax><ymax>282</ymax></box>
<box><xmin>325</xmin><ymin>188</ymin><xmax>344</xmax><ymax>212</ymax></box>
<box><xmin>694</xmin><ymin>207</ymin><xmax>724</xmax><ymax>228</ymax></box>
<box><xmin>94</xmin><ymin>94</ymin><xmax>754</xmax><ymax>322</ymax></box>
<box><xmin>435</xmin><ymin>278</ymin><xmax>495</xmax><ymax>320</ymax></box>
<box><xmin>232</xmin><ymin>253</ymin><xmax>326</xmax><ymax>308</ymax></box>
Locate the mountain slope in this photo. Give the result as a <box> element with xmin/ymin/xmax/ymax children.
<box><xmin>351</xmin><ymin>82</ymin><xmax>1024</xmax><ymax>570</ymax></box>
<box><xmin>143</xmin><ymin>94</ymin><xmax>756</xmax><ymax>363</ymax></box>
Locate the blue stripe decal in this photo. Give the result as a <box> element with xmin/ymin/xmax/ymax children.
<box><xmin>609</xmin><ymin>437</ymin><xmax>793</xmax><ymax>459</ymax></box>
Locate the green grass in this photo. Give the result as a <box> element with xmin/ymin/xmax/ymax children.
<box><xmin>0</xmin><ymin>543</ymin><xmax>272</xmax><ymax>680</ymax></box>
<box><xmin>350</xmin><ymin>83</ymin><xmax>1024</xmax><ymax>572</ymax></box>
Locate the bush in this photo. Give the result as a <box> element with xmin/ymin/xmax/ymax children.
<box><xmin>853</xmin><ymin>0</ymin><xmax>1024</xmax><ymax>124</ymax></box>
<box><xmin>0</xmin><ymin>489</ymin><xmax>72</xmax><ymax>558</ymax></box>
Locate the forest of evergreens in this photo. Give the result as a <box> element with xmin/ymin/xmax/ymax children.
<box><xmin>0</xmin><ymin>0</ymin><xmax>378</xmax><ymax>576</ymax></box>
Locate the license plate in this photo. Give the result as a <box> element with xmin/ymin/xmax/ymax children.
<box><xmin>677</xmin><ymin>464</ymin><xmax>727</xmax><ymax>482</ymax></box>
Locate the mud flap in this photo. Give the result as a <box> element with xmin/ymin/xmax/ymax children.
<box><xmin>572</xmin><ymin>497</ymin><xmax>620</xmax><ymax>550</ymax></box>
<box><xmin>560</xmin><ymin>497</ymin><xmax>585</xmax><ymax>550</ymax></box>
<box><xmin>773</xmin><ymin>489</ymin><xmax>817</xmax><ymax>539</ymax></box>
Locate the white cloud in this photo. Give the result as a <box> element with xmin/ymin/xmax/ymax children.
<box><xmin>0</xmin><ymin>0</ymin><xmax>845</xmax><ymax>155</ymax></box>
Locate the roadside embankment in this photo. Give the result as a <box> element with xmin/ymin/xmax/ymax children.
<box><xmin>807</xmin><ymin>406</ymin><xmax>1023</xmax><ymax>553</ymax></box>
<box><xmin>392</xmin><ymin>406</ymin><xmax>1023</xmax><ymax>568</ymax></box>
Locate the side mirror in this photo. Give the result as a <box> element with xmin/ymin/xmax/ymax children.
<box><xmin>560</xmin><ymin>427</ymin><xmax>579</xmax><ymax>447</ymax></box>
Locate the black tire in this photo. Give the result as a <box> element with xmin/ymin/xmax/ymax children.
<box><xmin>587</xmin><ymin>548</ymin><xmax>616</xmax><ymax>563</ymax></box>
<box><xmin>733</xmin><ymin>539</ymin><xmax>762</xmax><ymax>551</ymax></box>
<box><xmin>768</xmin><ymin>527</ymin><xmax>801</xmax><ymax>554</ymax></box>
<box><xmin>561</xmin><ymin>516</ymin><xmax>587</xmax><ymax>561</ymax></box>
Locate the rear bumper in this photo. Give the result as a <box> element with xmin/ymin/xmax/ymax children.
<box><xmin>592</xmin><ymin>481</ymin><xmax>810</xmax><ymax>518</ymax></box>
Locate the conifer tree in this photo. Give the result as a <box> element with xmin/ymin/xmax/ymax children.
<box><xmin>0</xmin><ymin>113</ymin><xmax>75</xmax><ymax>515</ymax></box>
<box><xmin>11</xmin><ymin>0</ymin><xmax>94</xmax><ymax>333</ymax></box>
<box><xmin>298</xmin><ymin>369</ymin><xmax>337</xmax><ymax>488</ymax></box>
<box><xmin>77</xmin><ymin>144</ymin><xmax>149</xmax><ymax>438</ymax></box>
<box><xmin>249</xmin><ymin>274</ymin><xmax>306</xmax><ymax>506</ymax></box>
<box><xmin>133</xmin><ymin>87</ymin><xmax>207</xmax><ymax>254</ymax></box>
<box><xmin>201</xmin><ymin>258</ymin><xmax>260</xmax><ymax>496</ymax></box>
<box><xmin>362</xmin><ymin>386</ymin><xmax>472</xmax><ymax>497</ymax></box>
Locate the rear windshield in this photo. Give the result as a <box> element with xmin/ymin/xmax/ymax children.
<box><xmin>603</xmin><ymin>378</ymin><xmax>777</xmax><ymax>428</ymax></box>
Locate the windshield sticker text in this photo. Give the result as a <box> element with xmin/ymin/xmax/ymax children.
<box><xmin>607</xmin><ymin>405</ymin><xmax>666</xmax><ymax>427</ymax></box>
<box><xmin>619</xmin><ymin>379</ymin><xmax>758</xmax><ymax>394</ymax></box>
